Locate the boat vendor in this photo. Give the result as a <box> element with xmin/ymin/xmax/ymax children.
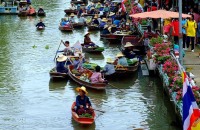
<box><xmin>113</xmin><ymin>17</ymin><xmax>121</xmax><ymax>27</ymax></box>
<box><xmin>102</xmin><ymin>25</ymin><xmax>110</xmax><ymax>35</ymax></box>
<box><xmin>73</xmin><ymin>53</ymin><xmax>85</xmax><ymax>71</ymax></box>
<box><xmin>57</xmin><ymin>41</ymin><xmax>73</xmax><ymax>55</ymax></box>
<box><xmin>102</xmin><ymin>58</ymin><xmax>115</xmax><ymax>76</ymax></box>
<box><xmin>60</xmin><ymin>18</ymin><xmax>70</xmax><ymax>27</ymax></box>
<box><xmin>99</xmin><ymin>18</ymin><xmax>108</xmax><ymax>30</ymax></box>
<box><xmin>115</xmin><ymin>52</ymin><xmax>128</xmax><ymax>66</ymax></box>
<box><xmin>84</xmin><ymin>32</ymin><xmax>96</xmax><ymax>47</ymax></box>
<box><xmin>69</xmin><ymin>13</ymin><xmax>76</xmax><ymax>23</ymax></box>
<box><xmin>90</xmin><ymin>65</ymin><xmax>105</xmax><ymax>83</ymax></box>
<box><xmin>38</xmin><ymin>6</ymin><xmax>45</xmax><ymax>13</ymax></box>
<box><xmin>70</xmin><ymin>3</ymin><xmax>76</xmax><ymax>10</ymax></box>
<box><xmin>36</xmin><ymin>19</ymin><xmax>46</xmax><ymax>28</ymax></box>
<box><xmin>27</xmin><ymin>5</ymin><xmax>36</xmax><ymax>15</ymax></box>
<box><xmin>123</xmin><ymin>42</ymin><xmax>136</xmax><ymax>59</ymax></box>
<box><xmin>138</xmin><ymin>25</ymin><xmax>155</xmax><ymax>47</ymax></box>
<box><xmin>78</xmin><ymin>14</ymin><xmax>86</xmax><ymax>24</ymax></box>
<box><xmin>89</xmin><ymin>7</ymin><xmax>95</xmax><ymax>14</ymax></box>
<box><xmin>92</xmin><ymin>15</ymin><xmax>100</xmax><ymax>25</ymax></box>
<box><xmin>109</xmin><ymin>12</ymin><xmax>115</xmax><ymax>23</ymax></box>
<box><xmin>56</xmin><ymin>54</ymin><xmax>68</xmax><ymax>73</ymax></box>
<box><xmin>75</xmin><ymin>86</ymin><xmax>93</xmax><ymax>115</ymax></box>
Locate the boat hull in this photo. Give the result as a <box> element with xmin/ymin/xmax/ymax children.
<box><xmin>59</xmin><ymin>26</ymin><xmax>73</xmax><ymax>31</ymax></box>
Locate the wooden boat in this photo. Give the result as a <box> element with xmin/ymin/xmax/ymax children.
<box><xmin>37</xmin><ymin>12</ymin><xmax>46</xmax><ymax>16</ymax></box>
<box><xmin>68</xmin><ymin>65</ymin><xmax>107</xmax><ymax>90</ymax></box>
<box><xmin>64</xmin><ymin>9</ymin><xmax>77</xmax><ymax>15</ymax></box>
<box><xmin>81</xmin><ymin>44</ymin><xmax>104</xmax><ymax>53</ymax></box>
<box><xmin>27</xmin><ymin>13</ymin><xmax>37</xmax><ymax>16</ymax></box>
<box><xmin>71</xmin><ymin>0</ymin><xmax>84</xmax><ymax>5</ymax></box>
<box><xmin>59</xmin><ymin>26</ymin><xmax>73</xmax><ymax>31</ymax></box>
<box><xmin>18</xmin><ymin>11</ymin><xmax>27</xmax><ymax>17</ymax></box>
<box><xmin>71</xmin><ymin>102</ymin><xmax>95</xmax><ymax>124</ymax></box>
<box><xmin>121</xmin><ymin>35</ymin><xmax>145</xmax><ymax>55</ymax></box>
<box><xmin>72</xmin><ymin>22</ymin><xmax>84</xmax><ymax>28</ymax></box>
<box><xmin>37</xmin><ymin>26</ymin><xmax>45</xmax><ymax>30</ymax></box>
<box><xmin>87</xmin><ymin>25</ymin><xmax>99</xmax><ymax>31</ymax></box>
<box><xmin>49</xmin><ymin>67</ymin><xmax>68</xmax><ymax>79</ymax></box>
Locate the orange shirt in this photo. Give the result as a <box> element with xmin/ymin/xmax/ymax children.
<box><xmin>28</xmin><ymin>8</ymin><xmax>36</xmax><ymax>14</ymax></box>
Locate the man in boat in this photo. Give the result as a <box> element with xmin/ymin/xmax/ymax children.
<box><xmin>38</xmin><ymin>6</ymin><xmax>45</xmax><ymax>13</ymax></box>
<box><xmin>84</xmin><ymin>32</ymin><xmax>96</xmax><ymax>47</ymax></box>
<box><xmin>115</xmin><ymin>52</ymin><xmax>128</xmax><ymax>66</ymax></box>
<box><xmin>72</xmin><ymin>53</ymin><xmax>85</xmax><ymax>71</ymax></box>
<box><xmin>101</xmin><ymin>25</ymin><xmax>110</xmax><ymax>35</ymax></box>
<box><xmin>123</xmin><ymin>42</ymin><xmax>136</xmax><ymax>59</ymax></box>
<box><xmin>90</xmin><ymin>66</ymin><xmax>105</xmax><ymax>83</ymax></box>
<box><xmin>69</xmin><ymin>13</ymin><xmax>76</xmax><ymax>23</ymax></box>
<box><xmin>27</xmin><ymin>5</ymin><xmax>36</xmax><ymax>15</ymax></box>
<box><xmin>56</xmin><ymin>54</ymin><xmax>68</xmax><ymax>73</ymax></box>
<box><xmin>99</xmin><ymin>18</ymin><xmax>108</xmax><ymax>30</ymax></box>
<box><xmin>75</xmin><ymin>86</ymin><xmax>93</xmax><ymax>115</ymax></box>
<box><xmin>102</xmin><ymin>58</ymin><xmax>115</xmax><ymax>76</ymax></box>
<box><xmin>57</xmin><ymin>41</ymin><xmax>73</xmax><ymax>55</ymax></box>
<box><xmin>36</xmin><ymin>19</ymin><xmax>46</xmax><ymax>28</ymax></box>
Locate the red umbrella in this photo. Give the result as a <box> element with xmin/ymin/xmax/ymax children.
<box><xmin>129</xmin><ymin>10</ymin><xmax>191</xmax><ymax>19</ymax></box>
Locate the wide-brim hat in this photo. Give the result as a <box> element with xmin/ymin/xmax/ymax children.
<box><xmin>124</xmin><ymin>42</ymin><xmax>134</xmax><ymax>47</ymax></box>
<box><xmin>70</xmin><ymin>13</ymin><xmax>75</xmax><ymax>17</ymax></box>
<box><xmin>90</xmin><ymin>7</ymin><xmax>95</xmax><ymax>10</ymax></box>
<box><xmin>76</xmin><ymin>86</ymin><xmax>88</xmax><ymax>94</ymax></box>
<box><xmin>101</xmin><ymin>18</ymin><xmax>108</xmax><ymax>22</ymax></box>
<box><xmin>109</xmin><ymin>12</ymin><xmax>115</xmax><ymax>17</ymax></box>
<box><xmin>106</xmin><ymin>58</ymin><xmax>114</xmax><ymax>63</ymax></box>
<box><xmin>84</xmin><ymin>32</ymin><xmax>90</xmax><ymax>36</ymax></box>
<box><xmin>57</xmin><ymin>54</ymin><xmax>67</xmax><ymax>62</ymax></box>
<box><xmin>116</xmin><ymin>52</ymin><xmax>124</xmax><ymax>57</ymax></box>
<box><xmin>111</xmin><ymin>24</ymin><xmax>117</xmax><ymax>27</ymax></box>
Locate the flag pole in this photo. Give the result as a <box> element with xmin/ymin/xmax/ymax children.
<box><xmin>178</xmin><ymin>0</ymin><xmax>183</xmax><ymax>65</ymax></box>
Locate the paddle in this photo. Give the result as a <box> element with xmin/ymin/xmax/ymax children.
<box><xmin>53</xmin><ymin>40</ymin><xmax>63</xmax><ymax>62</ymax></box>
<box><xmin>108</xmin><ymin>83</ymin><xmax>124</xmax><ymax>92</ymax></box>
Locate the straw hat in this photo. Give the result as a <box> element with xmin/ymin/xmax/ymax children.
<box><xmin>109</xmin><ymin>12</ymin><xmax>115</xmax><ymax>17</ymax></box>
<box><xmin>116</xmin><ymin>52</ymin><xmax>124</xmax><ymax>57</ymax></box>
<box><xmin>124</xmin><ymin>42</ymin><xmax>134</xmax><ymax>48</ymax></box>
<box><xmin>101</xmin><ymin>18</ymin><xmax>108</xmax><ymax>22</ymax></box>
<box><xmin>76</xmin><ymin>86</ymin><xmax>88</xmax><ymax>94</ymax></box>
<box><xmin>106</xmin><ymin>58</ymin><xmax>114</xmax><ymax>63</ymax></box>
<box><xmin>90</xmin><ymin>7</ymin><xmax>95</xmax><ymax>10</ymax></box>
<box><xmin>94</xmin><ymin>14</ymin><xmax>98</xmax><ymax>19</ymax></box>
<box><xmin>104</xmin><ymin>25</ymin><xmax>108</xmax><ymax>29</ymax></box>
<box><xmin>84</xmin><ymin>32</ymin><xmax>90</xmax><ymax>36</ymax></box>
<box><xmin>70</xmin><ymin>13</ymin><xmax>75</xmax><ymax>17</ymax></box>
<box><xmin>57</xmin><ymin>54</ymin><xmax>67</xmax><ymax>62</ymax></box>
<box><xmin>97</xmin><ymin>2</ymin><xmax>101</xmax><ymax>4</ymax></box>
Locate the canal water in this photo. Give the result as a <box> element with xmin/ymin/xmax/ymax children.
<box><xmin>0</xmin><ymin>0</ymin><xmax>181</xmax><ymax>130</ymax></box>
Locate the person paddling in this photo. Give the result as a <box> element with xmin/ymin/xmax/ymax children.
<box><xmin>36</xmin><ymin>19</ymin><xmax>46</xmax><ymax>28</ymax></box>
<box><xmin>75</xmin><ymin>86</ymin><xmax>93</xmax><ymax>115</ymax></box>
<box><xmin>83</xmin><ymin>32</ymin><xmax>96</xmax><ymax>47</ymax></box>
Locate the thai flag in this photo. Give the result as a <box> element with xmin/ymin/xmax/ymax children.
<box><xmin>121</xmin><ymin>0</ymin><xmax>127</xmax><ymax>12</ymax></box>
<box><xmin>183</xmin><ymin>72</ymin><xmax>200</xmax><ymax>130</ymax></box>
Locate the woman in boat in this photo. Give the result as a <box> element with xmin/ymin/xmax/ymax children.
<box><xmin>69</xmin><ymin>13</ymin><xmax>76</xmax><ymax>23</ymax></box>
<box><xmin>123</xmin><ymin>42</ymin><xmax>136</xmax><ymax>59</ymax></box>
<box><xmin>27</xmin><ymin>5</ymin><xmax>36</xmax><ymax>15</ymax></box>
<box><xmin>36</xmin><ymin>19</ymin><xmax>46</xmax><ymax>28</ymax></box>
<box><xmin>102</xmin><ymin>58</ymin><xmax>115</xmax><ymax>76</ymax></box>
<box><xmin>60</xmin><ymin>18</ymin><xmax>70</xmax><ymax>27</ymax></box>
<box><xmin>78</xmin><ymin>14</ymin><xmax>86</xmax><ymax>24</ymax></box>
<box><xmin>75</xmin><ymin>86</ymin><xmax>93</xmax><ymax>115</ymax></box>
<box><xmin>90</xmin><ymin>65</ymin><xmax>105</xmax><ymax>83</ymax></box>
<box><xmin>89</xmin><ymin>7</ymin><xmax>95</xmax><ymax>14</ymax></box>
<box><xmin>102</xmin><ymin>25</ymin><xmax>110</xmax><ymax>35</ymax></box>
<box><xmin>56</xmin><ymin>54</ymin><xmax>68</xmax><ymax>73</ymax></box>
<box><xmin>84</xmin><ymin>32</ymin><xmax>96</xmax><ymax>47</ymax></box>
<box><xmin>92</xmin><ymin>15</ymin><xmax>99</xmax><ymax>25</ymax></box>
<box><xmin>115</xmin><ymin>52</ymin><xmax>128</xmax><ymax>66</ymax></box>
<box><xmin>99</xmin><ymin>18</ymin><xmax>108</xmax><ymax>30</ymax></box>
<box><xmin>73</xmin><ymin>53</ymin><xmax>85</xmax><ymax>70</ymax></box>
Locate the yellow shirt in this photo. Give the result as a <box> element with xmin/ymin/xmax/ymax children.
<box><xmin>186</xmin><ymin>20</ymin><xmax>197</xmax><ymax>37</ymax></box>
<box><xmin>192</xmin><ymin>118</ymin><xmax>200</xmax><ymax>130</ymax></box>
<box><xmin>164</xmin><ymin>18</ymin><xmax>171</xmax><ymax>26</ymax></box>
<box><xmin>138</xmin><ymin>0</ymin><xmax>145</xmax><ymax>7</ymax></box>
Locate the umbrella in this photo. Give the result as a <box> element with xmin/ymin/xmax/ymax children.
<box><xmin>129</xmin><ymin>10</ymin><xmax>191</xmax><ymax>19</ymax></box>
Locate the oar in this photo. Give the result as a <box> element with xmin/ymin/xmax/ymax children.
<box><xmin>108</xmin><ymin>83</ymin><xmax>124</xmax><ymax>92</ymax></box>
<box><xmin>53</xmin><ymin>40</ymin><xmax>63</xmax><ymax>62</ymax></box>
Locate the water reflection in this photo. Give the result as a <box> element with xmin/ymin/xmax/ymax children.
<box><xmin>49</xmin><ymin>79</ymin><xmax>68</xmax><ymax>91</ymax></box>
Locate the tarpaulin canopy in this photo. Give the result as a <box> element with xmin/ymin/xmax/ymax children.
<box><xmin>129</xmin><ymin>10</ymin><xmax>191</xmax><ymax>19</ymax></box>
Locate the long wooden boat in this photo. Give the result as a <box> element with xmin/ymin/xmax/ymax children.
<box><xmin>71</xmin><ymin>102</ymin><xmax>95</xmax><ymax>124</ymax></box>
<box><xmin>121</xmin><ymin>35</ymin><xmax>145</xmax><ymax>55</ymax></box>
<box><xmin>37</xmin><ymin>26</ymin><xmax>45</xmax><ymax>30</ymax></box>
<box><xmin>37</xmin><ymin>12</ymin><xmax>46</xmax><ymax>16</ymax></box>
<box><xmin>49</xmin><ymin>67</ymin><xmax>68</xmax><ymax>79</ymax></box>
<box><xmin>81</xmin><ymin>44</ymin><xmax>104</xmax><ymax>53</ymax></box>
<box><xmin>59</xmin><ymin>26</ymin><xmax>73</xmax><ymax>31</ymax></box>
<box><xmin>68</xmin><ymin>65</ymin><xmax>107</xmax><ymax>90</ymax></box>
<box><xmin>87</xmin><ymin>25</ymin><xmax>99</xmax><ymax>31</ymax></box>
<box><xmin>64</xmin><ymin>9</ymin><xmax>77</xmax><ymax>15</ymax></box>
<box><xmin>72</xmin><ymin>22</ymin><xmax>84</xmax><ymax>28</ymax></box>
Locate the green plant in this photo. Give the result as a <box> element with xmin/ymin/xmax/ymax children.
<box><xmin>150</xmin><ymin>37</ymin><xmax>164</xmax><ymax>46</ymax></box>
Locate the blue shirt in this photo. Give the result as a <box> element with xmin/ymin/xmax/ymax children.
<box><xmin>102</xmin><ymin>29</ymin><xmax>110</xmax><ymax>34</ymax></box>
<box><xmin>76</xmin><ymin>95</ymin><xmax>91</xmax><ymax>110</ymax></box>
<box><xmin>99</xmin><ymin>21</ymin><xmax>106</xmax><ymax>28</ymax></box>
<box><xmin>103</xmin><ymin>7</ymin><xmax>110</xmax><ymax>12</ymax></box>
<box><xmin>118</xmin><ymin>57</ymin><xmax>128</xmax><ymax>66</ymax></box>
<box><xmin>182</xmin><ymin>19</ymin><xmax>187</xmax><ymax>34</ymax></box>
<box><xmin>61</xmin><ymin>21</ymin><xmax>69</xmax><ymax>26</ymax></box>
<box><xmin>104</xmin><ymin>64</ymin><xmax>115</xmax><ymax>75</ymax></box>
<box><xmin>56</xmin><ymin>61</ymin><xmax>68</xmax><ymax>73</ymax></box>
<box><xmin>36</xmin><ymin>22</ymin><xmax>45</xmax><ymax>27</ymax></box>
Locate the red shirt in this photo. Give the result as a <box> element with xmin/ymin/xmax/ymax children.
<box><xmin>172</xmin><ymin>20</ymin><xmax>179</xmax><ymax>36</ymax></box>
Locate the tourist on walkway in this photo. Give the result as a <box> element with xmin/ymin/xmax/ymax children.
<box><xmin>185</xmin><ymin>15</ymin><xmax>197</xmax><ymax>52</ymax></box>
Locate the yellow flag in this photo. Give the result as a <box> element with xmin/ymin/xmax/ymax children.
<box><xmin>192</xmin><ymin>118</ymin><xmax>200</xmax><ymax>130</ymax></box>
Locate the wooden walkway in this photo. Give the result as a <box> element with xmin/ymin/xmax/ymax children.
<box><xmin>183</xmin><ymin>45</ymin><xmax>200</xmax><ymax>85</ymax></box>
